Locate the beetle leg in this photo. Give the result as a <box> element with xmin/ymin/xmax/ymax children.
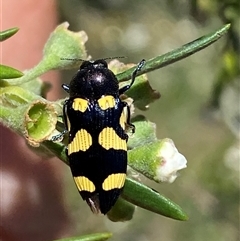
<box><xmin>126</xmin><ymin>105</ymin><xmax>135</xmax><ymax>134</ymax></box>
<box><xmin>52</xmin><ymin>99</ymin><xmax>69</xmax><ymax>141</ymax></box>
<box><xmin>62</xmin><ymin>83</ymin><xmax>70</xmax><ymax>93</ymax></box>
<box><xmin>119</xmin><ymin>59</ymin><xmax>145</xmax><ymax>95</ymax></box>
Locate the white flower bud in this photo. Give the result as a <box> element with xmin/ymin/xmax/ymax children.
<box><xmin>156</xmin><ymin>139</ymin><xmax>187</xmax><ymax>183</ymax></box>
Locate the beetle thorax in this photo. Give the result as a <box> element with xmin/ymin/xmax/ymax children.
<box><xmin>69</xmin><ymin>68</ymin><xmax>119</xmax><ymax>99</ymax></box>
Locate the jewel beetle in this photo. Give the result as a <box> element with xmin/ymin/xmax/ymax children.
<box><xmin>61</xmin><ymin>58</ymin><xmax>145</xmax><ymax>214</ymax></box>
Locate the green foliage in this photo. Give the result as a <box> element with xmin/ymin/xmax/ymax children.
<box><xmin>0</xmin><ymin>23</ymin><xmax>231</xmax><ymax>240</ymax></box>
<box><xmin>123</xmin><ymin>178</ymin><xmax>188</xmax><ymax>220</ymax></box>
<box><xmin>53</xmin><ymin>232</ymin><xmax>112</xmax><ymax>241</ymax></box>
<box><xmin>0</xmin><ymin>64</ymin><xmax>23</xmax><ymax>79</ymax></box>
<box><xmin>0</xmin><ymin>28</ymin><xmax>23</xmax><ymax>79</ymax></box>
<box><xmin>0</xmin><ymin>27</ymin><xmax>19</xmax><ymax>41</ymax></box>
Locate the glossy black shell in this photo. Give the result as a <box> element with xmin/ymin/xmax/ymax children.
<box><xmin>69</xmin><ymin>60</ymin><xmax>119</xmax><ymax>100</ymax></box>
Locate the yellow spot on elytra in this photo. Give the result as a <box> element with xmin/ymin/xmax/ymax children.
<box><xmin>102</xmin><ymin>173</ymin><xmax>126</xmax><ymax>191</ymax></box>
<box><xmin>119</xmin><ymin>108</ymin><xmax>127</xmax><ymax>130</ymax></box>
<box><xmin>98</xmin><ymin>127</ymin><xmax>127</xmax><ymax>150</ymax></box>
<box><xmin>72</xmin><ymin>98</ymin><xmax>88</xmax><ymax>112</ymax></box>
<box><xmin>98</xmin><ymin>95</ymin><xmax>115</xmax><ymax>110</ymax></box>
<box><xmin>68</xmin><ymin>129</ymin><xmax>92</xmax><ymax>154</ymax></box>
<box><xmin>74</xmin><ymin>176</ymin><xmax>95</xmax><ymax>192</ymax></box>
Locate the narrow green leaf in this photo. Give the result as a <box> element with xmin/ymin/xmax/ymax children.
<box><xmin>0</xmin><ymin>27</ymin><xmax>19</xmax><ymax>41</ymax></box>
<box><xmin>107</xmin><ymin>197</ymin><xmax>135</xmax><ymax>222</ymax></box>
<box><xmin>53</xmin><ymin>232</ymin><xmax>112</xmax><ymax>241</ymax></box>
<box><xmin>0</xmin><ymin>64</ymin><xmax>23</xmax><ymax>79</ymax></box>
<box><xmin>123</xmin><ymin>178</ymin><xmax>188</xmax><ymax>221</ymax></box>
<box><xmin>117</xmin><ymin>24</ymin><xmax>231</xmax><ymax>82</ymax></box>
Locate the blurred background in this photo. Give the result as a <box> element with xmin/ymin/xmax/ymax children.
<box><xmin>57</xmin><ymin>1</ymin><xmax>239</xmax><ymax>241</ymax></box>
<box><xmin>1</xmin><ymin>0</ymin><xmax>239</xmax><ymax>241</ymax></box>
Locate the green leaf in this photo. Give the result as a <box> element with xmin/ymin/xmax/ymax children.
<box><xmin>123</xmin><ymin>178</ymin><xmax>188</xmax><ymax>221</ymax></box>
<box><xmin>0</xmin><ymin>64</ymin><xmax>23</xmax><ymax>79</ymax></box>
<box><xmin>116</xmin><ymin>24</ymin><xmax>231</xmax><ymax>82</ymax></box>
<box><xmin>0</xmin><ymin>27</ymin><xmax>19</xmax><ymax>41</ymax></box>
<box><xmin>53</xmin><ymin>233</ymin><xmax>112</xmax><ymax>241</ymax></box>
<box><xmin>107</xmin><ymin>197</ymin><xmax>135</xmax><ymax>222</ymax></box>
<box><xmin>128</xmin><ymin>115</ymin><xmax>157</xmax><ymax>149</ymax></box>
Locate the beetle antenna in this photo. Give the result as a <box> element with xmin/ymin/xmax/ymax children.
<box><xmin>61</xmin><ymin>56</ymin><xmax>126</xmax><ymax>62</ymax></box>
<box><xmin>102</xmin><ymin>56</ymin><xmax>126</xmax><ymax>61</ymax></box>
<box><xmin>60</xmin><ymin>58</ymin><xmax>85</xmax><ymax>61</ymax></box>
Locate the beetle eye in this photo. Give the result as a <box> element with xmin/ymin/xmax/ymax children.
<box><xmin>80</xmin><ymin>61</ymin><xmax>92</xmax><ymax>70</ymax></box>
<box><xmin>93</xmin><ymin>59</ymin><xmax>108</xmax><ymax>68</ymax></box>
